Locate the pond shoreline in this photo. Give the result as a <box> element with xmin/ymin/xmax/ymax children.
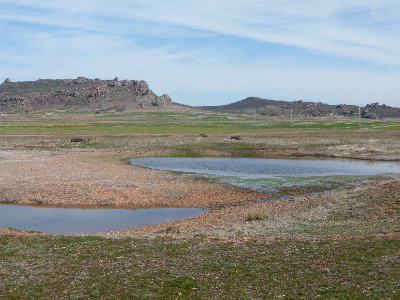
<box><xmin>2</xmin><ymin>149</ymin><xmax>398</xmax><ymax>209</ymax></box>
<box><xmin>95</xmin><ymin>177</ymin><xmax>400</xmax><ymax>239</ymax></box>
<box><xmin>0</xmin><ymin>150</ymin><xmax>268</xmax><ymax>209</ymax></box>
<box><xmin>1</xmin><ymin>133</ymin><xmax>400</xmax><ymax>236</ymax></box>
<box><xmin>0</xmin><ymin>205</ymin><xmax>208</xmax><ymax>236</ymax></box>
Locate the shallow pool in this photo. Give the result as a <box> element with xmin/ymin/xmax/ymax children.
<box><xmin>2</xmin><ymin>157</ymin><xmax>399</xmax><ymax>235</ymax></box>
<box><xmin>129</xmin><ymin>157</ymin><xmax>400</xmax><ymax>179</ymax></box>
<box><xmin>130</xmin><ymin>157</ymin><xmax>400</xmax><ymax>193</ymax></box>
<box><xmin>0</xmin><ymin>205</ymin><xmax>206</xmax><ymax>235</ymax></box>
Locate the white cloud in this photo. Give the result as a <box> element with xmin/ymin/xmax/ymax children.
<box><xmin>1</xmin><ymin>0</ymin><xmax>399</xmax><ymax>107</ymax></box>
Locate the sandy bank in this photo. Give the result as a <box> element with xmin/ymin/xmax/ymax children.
<box><xmin>0</xmin><ymin>150</ymin><xmax>266</xmax><ymax>208</ymax></box>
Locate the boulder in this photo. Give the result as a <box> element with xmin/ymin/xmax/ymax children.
<box><xmin>151</xmin><ymin>94</ymin><xmax>172</xmax><ymax>107</ymax></box>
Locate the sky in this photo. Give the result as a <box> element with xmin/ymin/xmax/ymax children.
<box><xmin>1</xmin><ymin>1</ymin><xmax>399</xmax><ymax>107</ymax></box>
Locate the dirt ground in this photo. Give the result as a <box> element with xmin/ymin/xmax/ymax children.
<box><xmin>1</xmin><ymin>131</ymin><xmax>400</xmax><ymax>237</ymax></box>
<box><xmin>104</xmin><ymin>178</ymin><xmax>400</xmax><ymax>239</ymax></box>
<box><xmin>0</xmin><ymin>150</ymin><xmax>266</xmax><ymax>208</ymax></box>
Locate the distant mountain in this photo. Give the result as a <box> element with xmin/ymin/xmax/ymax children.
<box><xmin>200</xmin><ymin>97</ymin><xmax>400</xmax><ymax>119</ymax></box>
<box><xmin>0</xmin><ymin>77</ymin><xmax>171</xmax><ymax>113</ymax></box>
<box><xmin>2</xmin><ymin>79</ymin><xmax>399</xmax><ymax>119</ymax></box>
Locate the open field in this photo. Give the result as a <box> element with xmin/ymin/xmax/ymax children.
<box><xmin>1</xmin><ymin>110</ymin><xmax>400</xmax><ymax>136</ymax></box>
<box><xmin>1</xmin><ymin>111</ymin><xmax>400</xmax><ymax>161</ymax></box>
<box><xmin>1</xmin><ymin>111</ymin><xmax>400</xmax><ymax>299</ymax></box>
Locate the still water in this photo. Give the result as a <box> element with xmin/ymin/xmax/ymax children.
<box><xmin>0</xmin><ymin>205</ymin><xmax>206</xmax><ymax>236</ymax></box>
<box><xmin>130</xmin><ymin>157</ymin><xmax>400</xmax><ymax>193</ymax></box>
<box><xmin>2</xmin><ymin>158</ymin><xmax>399</xmax><ymax>235</ymax></box>
<box><xmin>129</xmin><ymin>157</ymin><xmax>400</xmax><ymax>179</ymax></box>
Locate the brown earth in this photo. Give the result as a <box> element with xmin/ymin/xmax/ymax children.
<box><xmin>95</xmin><ymin>178</ymin><xmax>399</xmax><ymax>238</ymax></box>
<box><xmin>0</xmin><ymin>150</ymin><xmax>266</xmax><ymax>208</ymax></box>
<box><xmin>1</xmin><ymin>130</ymin><xmax>399</xmax><ymax>237</ymax></box>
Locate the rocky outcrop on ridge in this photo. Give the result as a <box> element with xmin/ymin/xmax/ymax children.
<box><xmin>0</xmin><ymin>77</ymin><xmax>171</xmax><ymax>113</ymax></box>
<box><xmin>202</xmin><ymin>97</ymin><xmax>400</xmax><ymax>119</ymax></box>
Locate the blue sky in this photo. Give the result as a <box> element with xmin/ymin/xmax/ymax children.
<box><xmin>1</xmin><ymin>1</ymin><xmax>399</xmax><ymax>107</ymax></box>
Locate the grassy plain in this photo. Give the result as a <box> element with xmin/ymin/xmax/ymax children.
<box><xmin>1</xmin><ymin>111</ymin><xmax>399</xmax><ymax>158</ymax></box>
<box><xmin>1</xmin><ymin>110</ymin><xmax>400</xmax><ymax>299</ymax></box>
<box><xmin>0</xmin><ymin>111</ymin><xmax>399</xmax><ymax>135</ymax></box>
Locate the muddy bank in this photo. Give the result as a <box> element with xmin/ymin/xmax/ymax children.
<box><xmin>1</xmin><ymin>128</ymin><xmax>399</xmax><ymax>236</ymax></box>
<box><xmin>0</xmin><ymin>150</ymin><xmax>266</xmax><ymax>208</ymax></box>
<box><xmin>1</xmin><ymin>148</ymin><xmax>399</xmax><ymax>238</ymax></box>
<box><xmin>98</xmin><ymin>178</ymin><xmax>400</xmax><ymax>239</ymax></box>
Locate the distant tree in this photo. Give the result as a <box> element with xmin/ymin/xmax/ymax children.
<box><xmin>242</xmin><ymin>108</ymin><xmax>257</xmax><ymax>115</ymax></box>
<box><xmin>258</xmin><ymin>105</ymin><xmax>282</xmax><ymax>116</ymax></box>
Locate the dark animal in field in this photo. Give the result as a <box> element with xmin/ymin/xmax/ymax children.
<box><xmin>230</xmin><ymin>136</ymin><xmax>242</xmax><ymax>140</ymax></box>
<box><xmin>71</xmin><ymin>138</ymin><xmax>84</xmax><ymax>143</ymax></box>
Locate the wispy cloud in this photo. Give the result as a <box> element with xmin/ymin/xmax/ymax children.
<box><xmin>1</xmin><ymin>0</ymin><xmax>399</xmax><ymax>106</ymax></box>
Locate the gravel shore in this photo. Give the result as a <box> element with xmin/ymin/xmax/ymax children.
<box><xmin>0</xmin><ymin>150</ymin><xmax>266</xmax><ymax>208</ymax></box>
<box><xmin>1</xmin><ymin>129</ymin><xmax>399</xmax><ymax>236</ymax></box>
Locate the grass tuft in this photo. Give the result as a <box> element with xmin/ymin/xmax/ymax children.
<box><xmin>165</xmin><ymin>222</ymin><xmax>180</xmax><ymax>234</ymax></box>
<box><xmin>246</xmin><ymin>208</ymin><xmax>269</xmax><ymax>222</ymax></box>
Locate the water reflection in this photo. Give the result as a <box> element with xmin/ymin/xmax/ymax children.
<box><xmin>0</xmin><ymin>205</ymin><xmax>206</xmax><ymax>236</ymax></box>
<box><xmin>130</xmin><ymin>157</ymin><xmax>400</xmax><ymax>179</ymax></box>
<box><xmin>130</xmin><ymin>157</ymin><xmax>400</xmax><ymax>196</ymax></box>
<box><xmin>2</xmin><ymin>158</ymin><xmax>399</xmax><ymax>236</ymax></box>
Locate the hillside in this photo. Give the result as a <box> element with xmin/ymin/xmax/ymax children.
<box><xmin>201</xmin><ymin>97</ymin><xmax>400</xmax><ymax>119</ymax></box>
<box><xmin>0</xmin><ymin>77</ymin><xmax>171</xmax><ymax>113</ymax></box>
<box><xmin>2</xmin><ymin>78</ymin><xmax>399</xmax><ymax>119</ymax></box>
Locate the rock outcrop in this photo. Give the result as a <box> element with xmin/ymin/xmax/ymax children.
<box><xmin>152</xmin><ymin>94</ymin><xmax>172</xmax><ymax>107</ymax></box>
<box><xmin>0</xmin><ymin>77</ymin><xmax>171</xmax><ymax>113</ymax></box>
<box><xmin>201</xmin><ymin>97</ymin><xmax>400</xmax><ymax>119</ymax></box>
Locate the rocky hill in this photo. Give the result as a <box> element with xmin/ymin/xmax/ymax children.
<box><xmin>201</xmin><ymin>97</ymin><xmax>400</xmax><ymax>119</ymax></box>
<box><xmin>0</xmin><ymin>77</ymin><xmax>171</xmax><ymax>113</ymax></box>
<box><xmin>2</xmin><ymin>78</ymin><xmax>399</xmax><ymax>119</ymax></box>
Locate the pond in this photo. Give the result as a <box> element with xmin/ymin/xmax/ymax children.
<box><xmin>2</xmin><ymin>157</ymin><xmax>399</xmax><ymax>236</ymax></box>
<box><xmin>129</xmin><ymin>157</ymin><xmax>400</xmax><ymax>193</ymax></box>
<box><xmin>0</xmin><ymin>205</ymin><xmax>206</xmax><ymax>236</ymax></box>
<box><xmin>130</xmin><ymin>157</ymin><xmax>400</xmax><ymax>179</ymax></box>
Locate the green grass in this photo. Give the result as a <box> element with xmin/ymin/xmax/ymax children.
<box><xmin>377</xmin><ymin>124</ymin><xmax>400</xmax><ymax>130</ymax></box>
<box><xmin>1</xmin><ymin>234</ymin><xmax>399</xmax><ymax>299</ymax></box>
<box><xmin>2</xmin><ymin>176</ymin><xmax>400</xmax><ymax>298</ymax></box>
<box><xmin>1</xmin><ymin>111</ymin><xmax>399</xmax><ymax>298</ymax></box>
<box><xmin>1</xmin><ymin>112</ymin><xmax>399</xmax><ymax>135</ymax></box>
